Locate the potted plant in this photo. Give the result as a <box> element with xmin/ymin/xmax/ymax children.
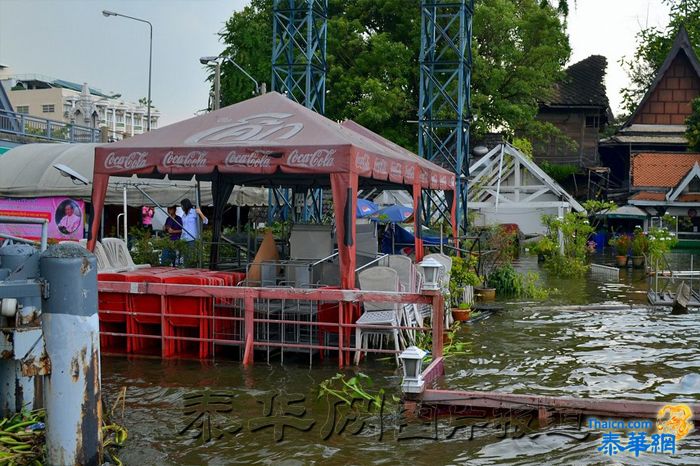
<box><xmin>451</xmin><ymin>301</ymin><xmax>471</xmax><ymax>321</ymax></box>
<box><xmin>631</xmin><ymin>228</ymin><xmax>649</xmax><ymax>268</ymax></box>
<box><xmin>609</xmin><ymin>235</ymin><xmax>630</xmax><ymax>267</ymax></box>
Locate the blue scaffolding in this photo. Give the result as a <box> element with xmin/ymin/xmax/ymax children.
<box><xmin>270</xmin><ymin>0</ymin><xmax>328</xmax><ymax>222</ymax></box>
<box><xmin>418</xmin><ymin>0</ymin><xmax>473</xmax><ymax>234</ymax></box>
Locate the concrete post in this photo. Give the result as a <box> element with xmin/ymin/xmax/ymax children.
<box><xmin>40</xmin><ymin>243</ymin><xmax>102</xmax><ymax>466</ymax></box>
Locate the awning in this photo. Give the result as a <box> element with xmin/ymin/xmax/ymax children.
<box><xmin>0</xmin><ymin>143</ymin><xmax>268</xmax><ymax>206</ymax></box>
<box><xmin>89</xmin><ymin>92</ymin><xmax>457</xmax><ymax>287</ymax></box>
<box><xmin>604</xmin><ymin>205</ymin><xmax>648</xmax><ymax>219</ymax></box>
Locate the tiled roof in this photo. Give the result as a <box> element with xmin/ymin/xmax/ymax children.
<box><xmin>546</xmin><ymin>55</ymin><xmax>609</xmax><ymax>108</ymax></box>
<box><xmin>631</xmin><ymin>152</ymin><xmax>700</xmax><ymax>188</ymax></box>
<box><xmin>630</xmin><ymin>191</ymin><xmax>666</xmax><ymax>201</ymax></box>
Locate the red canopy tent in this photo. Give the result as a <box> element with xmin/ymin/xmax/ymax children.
<box><xmin>89</xmin><ymin>92</ymin><xmax>456</xmax><ymax>288</ymax></box>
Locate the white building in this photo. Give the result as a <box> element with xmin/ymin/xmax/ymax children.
<box><xmin>1</xmin><ymin>74</ymin><xmax>160</xmax><ymax>138</ymax></box>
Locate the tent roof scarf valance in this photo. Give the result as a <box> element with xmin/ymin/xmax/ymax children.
<box><xmin>89</xmin><ymin>92</ymin><xmax>457</xmax><ymax>288</ymax></box>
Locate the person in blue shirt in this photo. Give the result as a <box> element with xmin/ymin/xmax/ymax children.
<box><xmin>161</xmin><ymin>205</ymin><xmax>182</xmax><ymax>266</ymax></box>
<box><xmin>180</xmin><ymin>198</ymin><xmax>208</xmax><ymax>266</ymax></box>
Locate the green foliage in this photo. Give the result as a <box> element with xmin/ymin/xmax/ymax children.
<box><xmin>487</xmin><ymin>263</ymin><xmax>550</xmax><ymax>299</ymax></box>
<box><xmin>317</xmin><ymin>373</ymin><xmax>387</xmax><ymax>407</ymax></box>
<box><xmin>609</xmin><ymin>235</ymin><xmax>631</xmax><ymax>256</ymax></box>
<box><xmin>647</xmin><ymin>227</ymin><xmax>678</xmax><ymax>270</ymax></box>
<box><xmin>448</xmin><ymin>255</ymin><xmax>481</xmax><ymax>306</ymax></box>
<box><xmin>218</xmin><ymin>0</ymin><xmax>571</xmax><ymax>145</ymax></box>
<box><xmin>512</xmin><ymin>137</ymin><xmax>533</xmax><ymax>158</ymax></box>
<box><xmin>687</xmin><ymin>97</ymin><xmax>700</xmax><ymax>152</ymax></box>
<box><xmin>541</xmin><ymin>211</ymin><xmax>593</xmax><ymax>277</ymax></box>
<box><xmin>631</xmin><ymin>227</ymin><xmax>650</xmax><ymax>256</ymax></box>
<box><xmin>530</xmin><ymin>236</ymin><xmax>557</xmax><ymax>258</ymax></box>
<box><xmin>414</xmin><ymin>322</ymin><xmax>471</xmax><ymax>363</ymax></box>
<box><xmin>620</xmin><ymin>0</ymin><xmax>700</xmax><ymax>114</ymax></box>
<box><xmin>539</xmin><ymin>161</ymin><xmax>579</xmax><ymax>183</ymax></box>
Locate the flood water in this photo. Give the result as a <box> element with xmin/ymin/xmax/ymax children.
<box><xmin>102</xmin><ymin>252</ymin><xmax>700</xmax><ymax>465</ymax></box>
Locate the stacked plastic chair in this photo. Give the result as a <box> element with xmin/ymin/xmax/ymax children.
<box><xmin>125</xmin><ymin>273</ymin><xmax>164</xmax><ymax>355</ymax></box>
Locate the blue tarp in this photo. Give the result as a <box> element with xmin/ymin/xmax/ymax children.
<box><xmin>381</xmin><ymin>224</ymin><xmax>447</xmax><ymax>254</ymax></box>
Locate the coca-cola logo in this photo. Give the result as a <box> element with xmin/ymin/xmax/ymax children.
<box><xmin>431</xmin><ymin>174</ymin><xmax>438</xmax><ymax>186</ymax></box>
<box><xmin>373</xmin><ymin>159</ymin><xmax>388</xmax><ymax>174</ymax></box>
<box><xmin>224</xmin><ymin>150</ymin><xmax>273</xmax><ymax>168</ymax></box>
<box><xmin>287</xmin><ymin>149</ymin><xmax>335</xmax><ymax>168</ymax></box>
<box><xmin>420</xmin><ymin>171</ymin><xmax>429</xmax><ymax>184</ymax></box>
<box><xmin>162</xmin><ymin>150</ymin><xmax>209</xmax><ymax>169</ymax></box>
<box><xmin>104</xmin><ymin>151</ymin><xmax>148</xmax><ymax>170</ymax></box>
<box><xmin>448</xmin><ymin>177</ymin><xmax>455</xmax><ymax>188</ymax></box>
<box><xmin>404</xmin><ymin>165</ymin><xmax>416</xmax><ymax>181</ymax></box>
<box><xmin>440</xmin><ymin>175</ymin><xmax>448</xmax><ymax>187</ymax></box>
<box><xmin>184</xmin><ymin>113</ymin><xmax>303</xmax><ymax>145</ymax></box>
<box><xmin>355</xmin><ymin>153</ymin><xmax>371</xmax><ymax>172</ymax></box>
<box><xmin>390</xmin><ymin>162</ymin><xmax>403</xmax><ymax>178</ymax></box>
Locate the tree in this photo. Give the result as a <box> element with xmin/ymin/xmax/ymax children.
<box><xmin>620</xmin><ymin>0</ymin><xmax>700</xmax><ymax>115</ymax></box>
<box><xmin>216</xmin><ymin>0</ymin><xmax>571</xmax><ymax>150</ymax></box>
<box><xmin>687</xmin><ymin>97</ymin><xmax>700</xmax><ymax>151</ymax></box>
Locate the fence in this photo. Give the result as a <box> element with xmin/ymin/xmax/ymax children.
<box><xmin>96</xmin><ymin>277</ymin><xmax>444</xmax><ymax>367</ymax></box>
<box><xmin>0</xmin><ymin>109</ymin><xmax>100</xmax><ymax>143</ymax></box>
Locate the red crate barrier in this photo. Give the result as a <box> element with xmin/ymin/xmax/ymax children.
<box><xmin>97</xmin><ymin>273</ymin><xmax>128</xmax><ymax>353</ymax></box>
<box><xmin>125</xmin><ymin>273</ymin><xmax>164</xmax><ymax>356</ymax></box>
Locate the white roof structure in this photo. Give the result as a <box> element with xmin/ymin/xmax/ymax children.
<box><xmin>468</xmin><ymin>143</ymin><xmax>584</xmax><ymax>235</ymax></box>
<box><xmin>0</xmin><ymin>143</ymin><xmax>268</xmax><ymax>206</ymax></box>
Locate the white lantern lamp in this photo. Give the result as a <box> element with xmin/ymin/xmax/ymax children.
<box><xmin>399</xmin><ymin>345</ymin><xmax>429</xmax><ymax>394</ymax></box>
<box><xmin>418</xmin><ymin>257</ymin><xmax>443</xmax><ymax>290</ymax></box>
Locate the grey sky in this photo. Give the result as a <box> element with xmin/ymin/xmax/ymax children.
<box><xmin>0</xmin><ymin>0</ymin><xmax>672</xmax><ymax>125</ymax></box>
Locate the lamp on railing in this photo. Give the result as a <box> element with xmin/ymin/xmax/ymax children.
<box><xmin>418</xmin><ymin>257</ymin><xmax>443</xmax><ymax>290</ymax></box>
<box><xmin>399</xmin><ymin>346</ymin><xmax>428</xmax><ymax>394</ymax></box>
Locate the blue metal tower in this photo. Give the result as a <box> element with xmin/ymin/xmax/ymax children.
<box><xmin>418</xmin><ymin>0</ymin><xmax>473</xmax><ymax>233</ymax></box>
<box><xmin>269</xmin><ymin>0</ymin><xmax>328</xmax><ymax>222</ymax></box>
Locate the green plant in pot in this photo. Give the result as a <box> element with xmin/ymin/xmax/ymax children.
<box><xmin>609</xmin><ymin>235</ymin><xmax>630</xmax><ymax>267</ymax></box>
<box><xmin>451</xmin><ymin>301</ymin><xmax>471</xmax><ymax>321</ymax></box>
<box><xmin>449</xmin><ymin>255</ymin><xmax>481</xmax><ymax>308</ymax></box>
<box><xmin>630</xmin><ymin>227</ymin><xmax>649</xmax><ymax>268</ymax></box>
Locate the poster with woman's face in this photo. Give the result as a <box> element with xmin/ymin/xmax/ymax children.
<box><xmin>55</xmin><ymin>199</ymin><xmax>83</xmax><ymax>236</ymax></box>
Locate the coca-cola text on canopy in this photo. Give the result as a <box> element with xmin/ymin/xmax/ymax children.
<box><xmin>104</xmin><ymin>151</ymin><xmax>149</xmax><ymax>171</ymax></box>
<box><xmin>286</xmin><ymin>149</ymin><xmax>336</xmax><ymax>168</ymax></box>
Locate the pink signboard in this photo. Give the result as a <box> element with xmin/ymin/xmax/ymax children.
<box><xmin>0</xmin><ymin>197</ymin><xmax>85</xmax><ymax>241</ymax></box>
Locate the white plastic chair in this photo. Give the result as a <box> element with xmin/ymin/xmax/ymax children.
<box><xmin>73</xmin><ymin>239</ymin><xmax>120</xmax><ymax>272</ymax></box>
<box><xmin>102</xmin><ymin>237</ymin><xmax>151</xmax><ymax>271</ymax></box>
<box><xmin>387</xmin><ymin>255</ymin><xmax>421</xmax><ymax>338</ymax></box>
<box><xmin>354</xmin><ymin>266</ymin><xmax>403</xmax><ymax>365</ymax></box>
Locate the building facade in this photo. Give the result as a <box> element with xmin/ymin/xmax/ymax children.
<box><xmin>534</xmin><ymin>55</ymin><xmax>612</xmax><ymax>169</ymax></box>
<box><xmin>599</xmin><ymin>26</ymin><xmax>700</xmax><ymax>192</ymax></box>
<box><xmin>1</xmin><ymin>75</ymin><xmax>159</xmax><ymax>138</ymax></box>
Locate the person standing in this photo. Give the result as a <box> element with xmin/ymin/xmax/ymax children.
<box><xmin>180</xmin><ymin>198</ymin><xmax>208</xmax><ymax>266</ymax></box>
<box><xmin>161</xmin><ymin>206</ymin><xmax>182</xmax><ymax>266</ymax></box>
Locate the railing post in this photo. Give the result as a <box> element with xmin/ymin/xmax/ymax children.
<box><xmin>243</xmin><ymin>289</ymin><xmax>255</xmax><ymax>366</ymax></box>
<box><xmin>46</xmin><ymin>120</ymin><xmax>52</xmax><ymax>140</ymax></box>
<box><xmin>69</xmin><ymin>124</ymin><xmax>75</xmax><ymax>142</ymax></box>
<box><xmin>428</xmin><ymin>290</ymin><xmax>444</xmax><ymax>358</ymax></box>
<box><xmin>40</xmin><ymin>243</ymin><xmax>102</xmax><ymax>466</ymax></box>
<box><xmin>19</xmin><ymin>114</ymin><xmax>25</xmax><ymax>136</ymax></box>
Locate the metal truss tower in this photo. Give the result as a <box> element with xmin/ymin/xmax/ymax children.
<box><xmin>270</xmin><ymin>0</ymin><xmax>328</xmax><ymax>222</ymax></box>
<box><xmin>418</xmin><ymin>0</ymin><xmax>473</xmax><ymax>234</ymax></box>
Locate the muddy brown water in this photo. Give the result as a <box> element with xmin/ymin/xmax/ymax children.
<box><xmin>102</xmin><ymin>252</ymin><xmax>700</xmax><ymax>465</ymax></box>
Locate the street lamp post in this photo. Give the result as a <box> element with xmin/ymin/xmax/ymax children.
<box><xmin>102</xmin><ymin>10</ymin><xmax>153</xmax><ymax>131</ymax></box>
<box><xmin>199</xmin><ymin>56</ymin><xmax>263</xmax><ymax>111</ymax></box>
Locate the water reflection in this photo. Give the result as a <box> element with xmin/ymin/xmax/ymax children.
<box><xmin>103</xmin><ymin>252</ymin><xmax>700</xmax><ymax>465</ymax></box>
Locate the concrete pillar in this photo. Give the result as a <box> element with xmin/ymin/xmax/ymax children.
<box><xmin>40</xmin><ymin>243</ymin><xmax>102</xmax><ymax>466</ymax></box>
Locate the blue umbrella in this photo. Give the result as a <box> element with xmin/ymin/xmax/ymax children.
<box><xmin>356</xmin><ymin>199</ymin><xmax>379</xmax><ymax>218</ymax></box>
<box><xmin>371</xmin><ymin>205</ymin><xmax>413</xmax><ymax>223</ymax></box>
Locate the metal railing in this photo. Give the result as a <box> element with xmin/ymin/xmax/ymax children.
<box><xmin>0</xmin><ymin>109</ymin><xmax>100</xmax><ymax>143</ymax></box>
<box><xmin>0</xmin><ymin>215</ymin><xmax>48</xmax><ymax>251</ymax></box>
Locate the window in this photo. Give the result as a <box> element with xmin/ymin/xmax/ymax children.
<box><xmin>16</xmin><ymin>105</ymin><xmax>29</xmax><ymax>114</ymax></box>
<box><xmin>116</xmin><ymin>112</ymin><xmax>124</xmax><ymax>123</ymax></box>
<box><xmin>585</xmin><ymin>115</ymin><xmax>599</xmax><ymax>128</ymax></box>
<box><xmin>42</xmin><ymin>104</ymin><xmax>55</xmax><ymax>113</ymax></box>
<box><xmin>688</xmin><ymin>177</ymin><xmax>700</xmax><ymax>193</ymax></box>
